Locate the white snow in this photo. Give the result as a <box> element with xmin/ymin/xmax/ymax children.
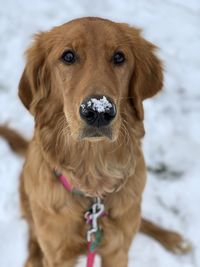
<box><xmin>90</xmin><ymin>96</ymin><xmax>112</xmax><ymax>113</ymax></box>
<box><xmin>0</xmin><ymin>0</ymin><xmax>200</xmax><ymax>267</ymax></box>
<box><xmin>82</xmin><ymin>96</ymin><xmax>112</xmax><ymax>113</ymax></box>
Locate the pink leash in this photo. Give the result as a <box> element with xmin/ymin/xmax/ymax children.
<box><xmin>57</xmin><ymin>172</ymin><xmax>105</xmax><ymax>267</ymax></box>
<box><xmin>87</xmin><ymin>243</ymin><xmax>96</xmax><ymax>267</ymax></box>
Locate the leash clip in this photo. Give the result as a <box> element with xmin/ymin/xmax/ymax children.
<box><xmin>86</xmin><ymin>197</ymin><xmax>105</xmax><ymax>242</ymax></box>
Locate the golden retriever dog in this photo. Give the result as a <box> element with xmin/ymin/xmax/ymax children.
<box><xmin>0</xmin><ymin>17</ymin><xmax>191</xmax><ymax>267</ymax></box>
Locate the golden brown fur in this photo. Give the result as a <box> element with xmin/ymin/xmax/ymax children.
<box><xmin>0</xmin><ymin>17</ymin><xmax>191</xmax><ymax>267</ymax></box>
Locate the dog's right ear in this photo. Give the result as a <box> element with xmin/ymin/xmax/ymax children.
<box><xmin>18</xmin><ymin>33</ymin><xmax>50</xmax><ymax>112</ymax></box>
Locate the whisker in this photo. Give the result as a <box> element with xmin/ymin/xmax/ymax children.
<box><xmin>121</xmin><ymin>120</ymin><xmax>130</xmax><ymax>146</ymax></box>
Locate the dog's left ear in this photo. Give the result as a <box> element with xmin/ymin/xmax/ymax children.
<box><xmin>123</xmin><ymin>26</ymin><xmax>163</xmax><ymax>120</ymax></box>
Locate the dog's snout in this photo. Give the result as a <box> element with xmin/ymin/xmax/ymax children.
<box><xmin>80</xmin><ymin>95</ymin><xmax>116</xmax><ymax>127</ymax></box>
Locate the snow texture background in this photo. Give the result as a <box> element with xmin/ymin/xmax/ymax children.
<box><xmin>0</xmin><ymin>0</ymin><xmax>200</xmax><ymax>266</ymax></box>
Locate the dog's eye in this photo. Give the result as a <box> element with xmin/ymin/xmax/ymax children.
<box><xmin>61</xmin><ymin>50</ymin><xmax>76</xmax><ymax>64</ymax></box>
<box><xmin>112</xmin><ymin>51</ymin><xmax>125</xmax><ymax>65</ymax></box>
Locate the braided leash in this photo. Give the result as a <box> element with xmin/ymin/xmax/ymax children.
<box><xmin>55</xmin><ymin>171</ymin><xmax>107</xmax><ymax>267</ymax></box>
<box><xmin>85</xmin><ymin>198</ymin><xmax>107</xmax><ymax>267</ymax></box>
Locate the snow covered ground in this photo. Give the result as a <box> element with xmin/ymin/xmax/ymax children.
<box><xmin>0</xmin><ymin>0</ymin><xmax>200</xmax><ymax>266</ymax></box>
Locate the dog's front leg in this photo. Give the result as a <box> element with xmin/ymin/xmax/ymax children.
<box><xmin>30</xmin><ymin>202</ymin><xmax>83</xmax><ymax>267</ymax></box>
<box><xmin>42</xmin><ymin>258</ymin><xmax>77</xmax><ymax>267</ymax></box>
<box><xmin>101</xmin><ymin>250</ymin><xmax>128</xmax><ymax>267</ymax></box>
<box><xmin>99</xmin><ymin>205</ymin><xmax>141</xmax><ymax>267</ymax></box>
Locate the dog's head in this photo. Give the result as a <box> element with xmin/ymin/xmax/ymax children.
<box><xmin>19</xmin><ymin>17</ymin><xmax>163</xmax><ymax>143</ymax></box>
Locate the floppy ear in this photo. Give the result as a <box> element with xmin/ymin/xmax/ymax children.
<box><xmin>18</xmin><ymin>68</ymin><xmax>33</xmax><ymax>110</ymax></box>
<box><xmin>18</xmin><ymin>33</ymin><xmax>51</xmax><ymax>112</ymax></box>
<box><xmin>126</xmin><ymin>27</ymin><xmax>163</xmax><ymax>120</ymax></box>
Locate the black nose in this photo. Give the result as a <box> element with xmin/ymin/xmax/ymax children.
<box><xmin>80</xmin><ymin>95</ymin><xmax>116</xmax><ymax>127</ymax></box>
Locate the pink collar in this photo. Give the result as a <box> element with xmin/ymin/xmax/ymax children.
<box><xmin>54</xmin><ymin>170</ymin><xmax>84</xmax><ymax>196</ymax></box>
<box><xmin>59</xmin><ymin>173</ymin><xmax>73</xmax><ymax>192</ymax></box>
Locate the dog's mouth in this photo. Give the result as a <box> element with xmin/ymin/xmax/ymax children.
<box><xmin>80</xmin><ymin>126</ymin><xmax>113</xmax><ymax>140</ymax></box>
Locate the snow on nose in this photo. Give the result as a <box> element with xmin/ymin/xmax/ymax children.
<box><xmin>81</xmin><ymin>96</ymin><xmax>112</xmax><ymax>113</ymax></box>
